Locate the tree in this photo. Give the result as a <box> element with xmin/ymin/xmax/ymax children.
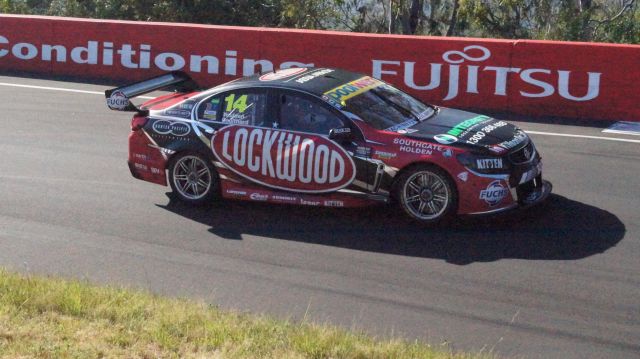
<box><xmin>2</xmin><ymin>0</ymin><xmax>637</xmax><ymax>43</ymax></box>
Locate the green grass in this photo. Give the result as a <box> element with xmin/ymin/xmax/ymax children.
<box><xmin>0</xmin><ymin>269</ymin><xmax>493</xmax><ymax>358</ymax></box>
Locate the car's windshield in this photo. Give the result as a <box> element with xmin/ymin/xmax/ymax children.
<box><xmin>340</xmin><ymin>83</ymin><xmax>435</xmax><ymax>131</ymax></box>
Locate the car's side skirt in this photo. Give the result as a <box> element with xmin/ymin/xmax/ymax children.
<box><xmin>219</xmin><ymin>179</ymin><xmax>386</xmax><ymax>208</ymax></box>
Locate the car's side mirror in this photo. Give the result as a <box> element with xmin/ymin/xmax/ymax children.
<box><xmin>329</xmin><ymin>127</ymin><xmax>353</xmax><ymax>142</ymax></box>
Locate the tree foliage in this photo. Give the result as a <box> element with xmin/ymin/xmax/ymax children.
<box><xmin>1</xmin><ymin>0</ymin><xmax>637</xmax><ymax>43</ymax></box>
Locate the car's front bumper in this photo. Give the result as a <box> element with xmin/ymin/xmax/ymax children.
<box><xmin>519</xmin><ymin>178</ymin><xmax>552</xmax><ymax>208</ymax></box>
<box><xmin>468</xmin><ymin>176</ymin><xmax>552</xmax><ymax>216</ymax></box>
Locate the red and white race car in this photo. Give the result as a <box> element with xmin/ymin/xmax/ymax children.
<box><xmin>106</xmin><ymin>67</ymin><xmax>551</xmax><ymax>224</ymax></box>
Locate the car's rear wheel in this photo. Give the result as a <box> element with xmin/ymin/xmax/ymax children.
<box><xmin>168</xmin><ymin>153</ymin><xmax>218</xmax><ymax>205</ymax></box>
<box><xmin>395</xmin><ymin>165</ymin><xmax>456</xmax><ymax>224</ymax></box>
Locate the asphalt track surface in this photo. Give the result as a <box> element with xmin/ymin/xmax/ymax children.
<box><xmin>1</xmin><ymin>75</ymin><xmax>639</xmax><ymax>358</ymax></box>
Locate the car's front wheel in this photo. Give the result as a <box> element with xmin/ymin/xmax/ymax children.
<box><xmin>395</xmin><ymin>165</ymin><xmax>456</xmax><ymax>224</ymax></box>
<box><xmin>168</xmin><ymin>153</ymin><xmax>219</xmax><ymax>205</ymax></box>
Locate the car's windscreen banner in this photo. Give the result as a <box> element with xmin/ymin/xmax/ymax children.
<box><xmin>1</xmin><ymin>14</ymin><xmax>638</xmax><ymax>121</ymax></box>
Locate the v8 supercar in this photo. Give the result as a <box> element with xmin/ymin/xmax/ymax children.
<box><xmin>106</xmin><ymin>67</ymin><xmax>551</xmax><ymax>224</ymax></box>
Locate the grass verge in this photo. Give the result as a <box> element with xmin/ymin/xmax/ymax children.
<box><xmin>0</xmin><ymin>269</ymin><xmax>492</xmax><ymax>358</ymax></box>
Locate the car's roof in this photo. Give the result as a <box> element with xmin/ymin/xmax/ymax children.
<box><xmin>216</xmin><ymin>67</ymin><xmax>366</xmax><ymax>97</ymax></box>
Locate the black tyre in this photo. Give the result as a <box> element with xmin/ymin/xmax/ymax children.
<box><xmin>394</xmin><ymin>165</ymin><xmax>457</xmax><ymax>224</ymax></box>
<box><xmin>168</xmin><ymin>152</ymin><xmax>219</xmax><ymax>206</ymax></box>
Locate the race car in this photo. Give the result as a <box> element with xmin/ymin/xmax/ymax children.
<box><xmin>105</xmin><ymin>67</ymin><xmax>551</xmax><ymax>224</ymax></box>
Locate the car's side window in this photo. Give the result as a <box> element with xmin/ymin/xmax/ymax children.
<box><xmin>198</xmin><ymin>90</ymin><xmax>269</xmax><ymax>127</ymax></box>
<box><xmin>278</xmin><ymin>93</ymin><xmax>345</xmax><ymax>135</ymax></box>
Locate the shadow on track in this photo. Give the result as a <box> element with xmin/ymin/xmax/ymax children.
<box><xmin>157</xmin><ymin>194</ymin><xmax>625</xmax><ymax>265</ymax></box>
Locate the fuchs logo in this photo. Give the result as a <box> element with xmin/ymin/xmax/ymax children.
<box><xmin>107</xmin><ymin>91</ymin><xmax>128</xmax><ymax>110</ymax></box>
<box><xmin>434</xmin><ymin>134</ymin><xmax>458</xmax><ymax>145</ymax></box>
<box><xmin>480</xmin><ymin>180</ymin><xmax>510</xmax><ymax>206</ymax></box>
<box><xmin>259</xmin><ymin>67</ymin><xmax>307</xmax><ymax>81</ymax></box>
<box><xmin>372</xmin><ymin>45</ymin><xmax>601</xmax><ymax>102</ymax></box>
<box><xmin>212</xmin><ymin>126</ymin><xmax>356</xmax><ymax>193</ymax></box>
<box><xmin>152</xmin><ymin>120</ymin><xmax>191</xmax><ymax>136</ymax></box>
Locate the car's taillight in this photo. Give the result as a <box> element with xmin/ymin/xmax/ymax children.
<box><xmin>131</xmin><ymin>116</ymin><xmax>148</xmax><ymax>131</ymax></box>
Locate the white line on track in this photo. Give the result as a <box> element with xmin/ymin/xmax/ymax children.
<box><xmin>1</xmin><ymin>81</ymin><xmax>639</xmax><ymax>144</ymax></box>
<box><xmin>526</xmin><ymin>130</ymin><xmax>640</xmax><ymax>144</ymax></box>
<box><xmin>0</xmin><ymin>82</ymin><xmax>154</xmax><ymax>99</ymax></box>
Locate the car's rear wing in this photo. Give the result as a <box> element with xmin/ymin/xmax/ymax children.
<box><xmin>105</xmin><ymin>71</ymin><xmax>199</xmax><ymax>113</ymax></box>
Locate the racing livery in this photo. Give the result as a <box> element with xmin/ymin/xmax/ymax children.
<box><xmin>105</xmin><ymin>68</ymin><xmax>551</xmax><ymax>223</ymax></box>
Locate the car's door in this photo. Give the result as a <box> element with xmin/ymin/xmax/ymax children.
<box><xmin>274</xmin><ymin>89</ymin><xmax>383</xmax><ymax>194</ymax></box>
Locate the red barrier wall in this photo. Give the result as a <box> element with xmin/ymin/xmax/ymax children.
<box><xmin>1</xmin><ymin>14</ymin><xmax>639</xmax><ymax>121</ymax></box>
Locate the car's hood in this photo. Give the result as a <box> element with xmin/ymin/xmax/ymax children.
<box><xmin>403</xmin><ymin>108</ymin><xmax>526</xmax><ymax>153</ymax></box>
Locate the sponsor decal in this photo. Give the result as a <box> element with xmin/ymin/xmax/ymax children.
<box><xmin>457</xmin><ymin>172</ymin><xmax>468</xmax><ymax>182</ymax></box>
<box><xmin>107</xmin><ymin>90</ymin><xmax>128</xmax><ymax>110</ymax></box>
<box><xmin>321</xmin><ymin>95</ymin><xmax>343</xmax><ymax>109</ymax></box>
<box><xmin>203</xmin><ymin>100</ymin><xmax>220</xmax><ymax>120</ymax></box>
<box><xmin>295</xmin><ymin>68</ymin><xmax>334</xmax><ymax>83</ymax></box>
<box><xmin>494</xmin><ymin>131</ymin><xmax>528</xmax><ymax>151</ymax></box>
<box><xmin>164</xmin><ymin>109</ymin><xmax>191</xmax><ymax>118</ymax></box>
<box><xmin>152</xmin><ymin>120</ymin><xmax>191</xmax><ymax>136</ymax></box>
<box><xmin>374</xmin><ymin>150</ymin><xmax>397</xmax><ymax>159</ymax></box>
<box><xmin>179</xmin><ymin>102</ymin><xmax>195</xmax><ymax>110</ymax></box>
<box><xmin>433</xmin><ymin>134</ymin><xmax>458</xmax><ymax>145</ymax></box>
<box><xmin>259</xmin><ymin>67</ymin><xmax>307</xmax><ymax>81</ymax></box>
<box><xmin>249</xmin><ymin>192</ymin><xmax>269</xmax><ymax>201</ymax></box>
<box><xmin>442</xmin><ymin>148</ymin><xmax>453</xmax><ymax>158</ymax></box>
<box><xmin>323</xmin><ymin>200</ymin><xmax>344</xmax><ymax>207</ymax></box>
<box><xmin>397</xmin><ymin>128</ymin><xmax>418</xmax><ymax>134</ymax></box>
<box><xmin>386</xmin><ymin>119</ymin><xmax>418</xmax><ymax>132</ymax></box>
<box><xmin>323</xmin><ymin>76</ymin><xmax>384</xmax><ymax>104</ymax></box>
<box><xmin>331</xmin><ymin>127</ymin><xmax>351</xmax><ymax>134</ymax></box>
<box><xmin>133</xmin><ymin>153</ymin><xmax>148</xmax><ymax>161</ymax></box>
<box><xmin>393</xmin><ymin>138</ymin><xmax>443</xmax><ymax>155</ymax></box>
<box><xmin>476</xmin><ymin>158</ymin><xmax>503</xmax><ymax>169</ymax></box>
<box><xmin>134</xmin><ymin>162</ymin><xmax>148</xmax><ymax>171</ymax></box>
<box><xmin>355</xmin><ymin>146</ymin><xmax>371</xmax><ymax>157</ymax></box>
<box><xmin>211</xmin><ymin>126</ymin><xmax>356</xmax><ymax>193</ymax></box>
<box><xmin>225</xmin><ymin>189</ymin><xmax>247</xmax><ymax>196</ymax></box>
<box><xmin>479</xmin><ymin>180</ymin><xmax>510</xmax><ymax>206</ymax></box>
<box><xmin>372</xmin><ymin>45</ymin><xmax>601</xmax><ymax>103</ymax></box>
<box><xmin>300</xmin><ymin>199</ymin><xmax>321</xmax><ymax>206</ymax></box>
<box><xmin>221</xmin><ymin>112</ymin><xmax>250</xmax><ymax>124</ymax></box>
<box><xmin>271</xmin><ymin>194</ymin><xmax>298</xmax><ymax>202</ymax></box>
<box><xmin>446</xmin><ymin>115</ymin><xmax>491</xmax><ymax>137</ymax></box>
<box><xmin>466</xmin><ymin>120</ymin><xmax>508</xmax><ymax>145</ymax></box>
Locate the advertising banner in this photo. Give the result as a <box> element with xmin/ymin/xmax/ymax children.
<box><xmin>1</xmin><ymin>15</ymin><xmax>638</xmax><ymax>121</ymax></box>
